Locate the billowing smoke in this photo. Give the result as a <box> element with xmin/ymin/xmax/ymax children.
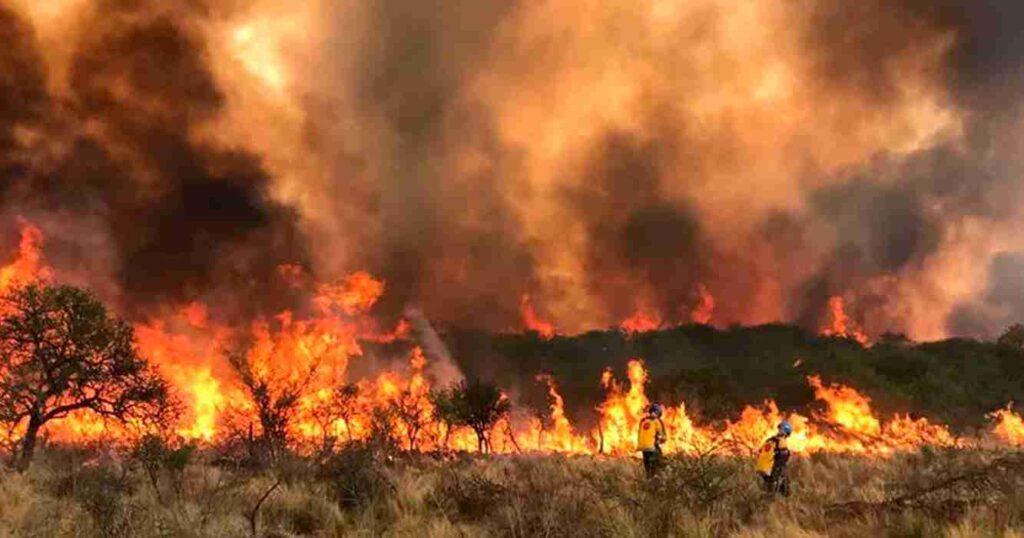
<box><xmin>1</xmin><ymin>0</ymin><xmax>1023</xmax><ymax>340</ymax></box>
<box><xmin>0</xmin><ymin>0</ymin><xmax>307</xmax><ymax>322</ymax></box>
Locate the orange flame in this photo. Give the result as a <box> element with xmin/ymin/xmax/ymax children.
<box><xmin>0</xmin><ymin>222</ymin><xmax>50</xmax><ymax>294</ymax></box>
<box><xmin>525</xmin><ymin>375</ymin><xmax>588</xmax><ymax>453</ymax></box>
<box><xmin>990</xmin><ymin>404</ymin><xmax>1024</xmax><ymax>445</ymax></box>
<box><xmin>313</xmin><ymin>271</ymin><xmax>384</xmax><ymax>316</ymax></box>
<box><xmin>619</xmin><ymin>309</ymin><xmax>662</xmax><ymax>334</ymax></box>
<box><xmin>520</xmin><ymin>294</ymin><xmax>555</xmax><ymax>339</ymax></box>
<box><xmin>690</xmin><ymin>283</ymin><xmax>715</xmax><ymax>324</ymax></box>
<box><xmin>821</xmin><ymin>296</ymin><xmax>870</xmax><ymax>345</ymax></box>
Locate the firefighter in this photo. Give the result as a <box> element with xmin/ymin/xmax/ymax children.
<box><xmin>756</xmin><ymin>420</ymin><xmax>792</xmax><ymax>496</ymax></box>
<box><xmin>638</xmin><ymin>403</ymin><xmax>667</xmax><ymax>478</ymax></box>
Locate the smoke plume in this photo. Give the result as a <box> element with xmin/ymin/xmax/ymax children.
<box><xmin>1</xmin><ymin>0</ymin><xmax>1023</xmax><ymax>340</ymax></box>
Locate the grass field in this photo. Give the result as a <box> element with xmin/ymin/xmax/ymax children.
<box><xmin>2</xmin><ymin>444</ymin><xmax>1024</xmax><ymax>537</ymax></box>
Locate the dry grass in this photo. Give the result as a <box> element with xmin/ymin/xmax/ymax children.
<box><xmin>0</xmin><ymin>446</ymin><xmax>1023</xmax><ymax>537</ymax></box>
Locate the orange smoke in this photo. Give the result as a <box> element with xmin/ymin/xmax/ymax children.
<box><xmin>6</xmin><ymin>0</ymin><xmax>1009</xmax><ymax>346</ymax></box>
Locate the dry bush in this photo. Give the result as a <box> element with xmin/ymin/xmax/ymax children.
<box><xmin>316</xmin><ymin>442</ymin><xmax>395</xmax><ymax>511</ymax></box>
<box><xmin>131</xmin><ymin>434</ymin><xmax>196</xmax><ymax>502</ymax></box>
<box><xmin>433</xmin><ymin>456</ymin><xmax>632</xmax><ymax>537</ymax></box>
<box><xmin>259</xmin><ymin>483</ymin><xmax>344</xmax><ymax>536</ymax></box>
<box><xmin>49</xmin><ymin>461</ymin><xmax>134</xmax><ymax>537</ymax></box>
<box><xmin>0</xmin><ymin>468</ymin><xmax>82</xmax><ymax>536</ymax></box>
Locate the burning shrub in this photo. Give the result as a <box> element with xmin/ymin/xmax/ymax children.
<box><xmin>309</xmin><ymin>383</ymin><xmax>360</xmax><ymax>454</ymax></box>
<box><xmin>225</xmin><ymin>336</ymin><xmax>322</xmax><ymax>463</ymax></box>
<box><xmin>433</xmin><ymin>381</ymin><xmax>511</xmax><ymax>453</ymax></box>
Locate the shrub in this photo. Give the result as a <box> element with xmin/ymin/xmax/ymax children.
<box><xmin>316</xmin><ymin>443</ymin><xmax>394</xmax><ymax>510</ymax></box>
<box><xmin>131</xmin><ymin>434</ymin><xmax>196</xmax><ymax>501</ymax></box>
<box><xmin>52</xmin><ymin>462</ymin><xmax>134</xmax><ymax>537</ymax></box>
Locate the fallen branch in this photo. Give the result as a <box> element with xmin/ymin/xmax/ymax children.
<box><xmin>826</xmin><ymin>453</ymin><xmax>1024</xmax><ymax>521</ymax></box>
<box><xmin>248</xmin><ymin>479</ymin><xmax>282</xmax><ymax>538</ymax></box>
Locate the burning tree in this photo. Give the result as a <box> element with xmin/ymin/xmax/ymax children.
<box><xmin>436</xmin><ymin>380</ymin><xmax>511</xmax><ymax>453</ymax></box>
<box><xmin>391</xmin><ymin>386</ymin><xmax>433</xmax><ymax>451</ymax></box>
<box><xmin>0</xmin><ymin>283</ymin><xmax>172</xmax><ymax>470</ymax></box>
<box><xmin>310</xmin><ymin>383</ymin><xmax>360</xmax><ymax>452</ymax></box>
<box><xmin>226</xmin><ymin>336</ymin><xmax>322</xmax><ymax>462</ymax></box>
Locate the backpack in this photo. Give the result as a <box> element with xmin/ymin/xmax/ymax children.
<box><xmin>755</xmin><ymin>437</ymin><xmax>776</xmax><ymax>475</ymax></box>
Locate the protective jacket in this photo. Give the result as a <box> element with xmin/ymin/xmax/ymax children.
<box><xmin>637</xmin><ymin>416</ymin><xmax>666</xmax><ymax>452</ymax></box>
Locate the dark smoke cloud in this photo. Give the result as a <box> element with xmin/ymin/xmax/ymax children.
<box><xmin>949</xmin><ymin>253</ymin><xmax>1024</xmax><ymax>339</ymax></box>
<box><xmin>790</xmin><ymin>0</ymin><xmax>1024</xmax><ymax>336</ymax></box>
<box><xmin>0</xmin><ymin>1</ymin><xmax>308</xmax><ymax>321</ymax></box>
<box><xmin>313</xmin><ymin>0</ymin><xmax>537</xmax><ymax>328</ymax></box>
<box><xmin>567</xmin><ymin>130</ymin><xmax>708</xmax><ymax>324</ymax></box>
<box><xmin>0</xmin><ymin>4</ymin><xmax>47</xmax><ymax>185</ymax></box>
<box><xmin>312</xmin><ymin>0</ymin><xmax>1024</xmax><ymax>336</ymax></box>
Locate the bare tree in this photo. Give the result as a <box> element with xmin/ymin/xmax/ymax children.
<box><xmin>0</xmin><ymin>283</ymin><xmax>173</xmax><ymax>470</ymax></box>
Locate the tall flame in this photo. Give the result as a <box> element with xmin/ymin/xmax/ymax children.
<box><xmin>821</xmin><ymin>296</ymin><xmax>871</xmax><ymax>345</ymax></box>
<box><xmin>520</xmin><ymin>294</ymin><xmax>555</xmax><ymax>339</ymax></box>
<box><xmin>690</xmin><ymin>283</ymin><xmax>715</xmax><ymax>325</ymax></box>
<box><xmin>0</xmin><ymin>222</ymin><xmax>50</xmax><ymax>294</ymax></box>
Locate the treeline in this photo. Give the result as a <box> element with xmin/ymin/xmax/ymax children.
<box><xmin>435</xmin><ymin>324</ymin><xmax>1024</xmax><ymax>433</ymax></box>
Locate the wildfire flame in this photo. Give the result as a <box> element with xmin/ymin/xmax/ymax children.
<box><xmin>520</xmin><ymin>294</ymin><xmax>555</xmax><ymax>339</ymax></box>
<box><xmin>690</xmin><ymin>284</ymin><xmax>715</xmax><ymax>325</ymax></box>
<box><xmin>619</xmin><ymin>309</ymin><xmax>663</xmax><ymax>334</ymax></box>
<box><xmin>990</xmin><ymin>404</ymin><xmax>1024</xmax><ymax>446</ymax></box>
<box><xmin>821</xmin><ymin>296</ymin><xmax>871</xmax><ymax>345</ymax></box>
<box><xmin>0</xmin><ymin>222</ymin><xmax>50</xmax><ymax>294</ymax></box>
<box><xmin>0</xmin><ymin>225</ymin><xmax>1014</xmax><ymax>456</ymax></box>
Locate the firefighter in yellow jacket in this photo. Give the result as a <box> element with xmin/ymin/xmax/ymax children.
<box><xmin>638</xmin><ymin>403</ymin><xmax>667</xmax><ymax>478</ymax></box>
<box><xmin>756</xmin><ymin>420</ymin><xmax>793</xmax><ymax>496</ymax></box>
